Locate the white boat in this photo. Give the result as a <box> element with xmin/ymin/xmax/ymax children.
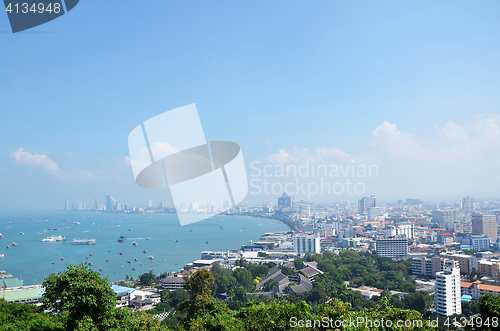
<box><xmin>41</xmin><ymin>235</ymin><xmax>66</xmax><ymax>242</ymax></box>
<box><xmin>0</xmin><ymin>233</ymin><xmax>3</xmax><ymax>239</ymax></box>
<box><xmin>148</xmin><ymin>255</ymin><xmax>154</xmax><ymax>260</ymax></box>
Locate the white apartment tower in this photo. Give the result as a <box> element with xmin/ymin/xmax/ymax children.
<box><xmin>435</xmin><ymin>261</ymin><xmax>461</xmax><ymax>316</ymax></box>
<box><xmin>293</xmin><ymin>233</ymin><xmax>321</xmax><ymax>254</ymax></box>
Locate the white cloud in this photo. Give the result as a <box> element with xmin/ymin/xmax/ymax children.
<box><xmin>10</xmin><ymin>148</ymin><xmax>59</xmax><ymax>172</ymax></box>
<box><xmin>267</xmin><ymin>149</ymin><xmax>291</xmax><ymax>164</ymax></box>
<box><xmin>369</xmin><ymin>121</ymin><xmax>426</xmax><ymax>160</ymax></box>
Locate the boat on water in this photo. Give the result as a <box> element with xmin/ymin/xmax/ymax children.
<box><xmin>131</xmin><ymin>268</ymin><xmax>136</xmax><ymax>270</ymax></box>
<box><xmin>106</xmin><ymin>259</ymin><xmax>109</xmax><ymax>262</ymax></box>
<box><xmin>148</xmin><ymin>255</ymin><xmax>154</xmax><ymax>260</ymax></box>
<box><xmin>206</xmin><ymin>241</ymin><xmax>210</xmax><ymax>244</ymax></box>
<box><xmin>127</xmin><ymin>260</ymin><xmax>132</xmax><ymax>263</ymax></box>
<box><xmin>190</xmin><ymin>229</ymin><xmax>194</xmax><ymax>232</ymax></box>
<box><xmin>71</xmin><ymin>222</ymin><xmax>80</xmax><ymax>225</ymax></box>
<box><xmin>20</xmin><ymin>232</ymin><xmax>24</xmax><ymax>235</ymax></box>
<box><xmin>89</xmin><ymin>253</ymin><xmax>92</xmax><ymax>256</ymax></box>
<box><xmin>51</xmin><ymin>262</ymin><xmax>54</xmax><ymax>264</ymax></box>
<box><xmin>175</xmin><ymin>240</ymin><xmax>180</xmax><ymax>243</ymax></box>
<box><xmin>61</xmin><ymin>257</ymin><xmax>64</xmax><ymax>261</ymax></box>
<box><xmin>132</xmin><ymin>242</ymin><xmax>138</xmax><ymax>246</ymax></box>
<box><xmin>88</xmin><ymin>262</ymin><xmax>93</xmax><ymax>266</ymax></box>
<box><xmin>120</xmin><ymin>236</ymin><xmax>127</xmax><ymax>239</ymax></box>
<box><xmin>143</xmin><ymin>250</ymin><xmax>147</xmax><ymax>253</ymax></box>
<box><xmin>41</xmin><ymin>235</ymin><xmax>66</xmax><ymax>242</ymax></box>
<box><xmin>12</xmin><ymin>242</ymin><xmax>17</xmax><ymax>246</ymax></box>
<box><xmin>48</xmin><ymin>228</ymin><xmax>61</xmax><ymax>231</ymax></box>
<box><xmin>119</xmin><ymin>252</ymin><xmax>123</xmax><ymax>255</ymax></box>
<box><xmin>71</xmin><ymin>238</ymin><xmax>96</xmax><ymax>245</ymax></box>
<box><xmin>0</xmin><ymin>233</ymin><xmax>3</xmax><ymax>239</ymax></box>
<box><xmin>117</xmin><ymin>239</ymin><xmax>125</xmax><ymax>243</ymax></box>
<box><xmin>128</xmin><ymin>229</ymin><xmax>132</xmax><ymax>231</ymax></box>
<box><xmin>134</xmin><ymin>258</ymin><xmax>137</xmax><ymax>261</ymax></box>
<box><xmin>7</xmin><ymin>246</ymin><xmax>10</xmax><ymax>249</ymax></box>
<box><xmin>100</xmin><ymin>268</ymin><xmax>103</xmax><ymax>271</ymax></box>
<box><xmin>0</xmin><ymin>254</ymin><xmax>4</xmax><ymax>258</ymax></box>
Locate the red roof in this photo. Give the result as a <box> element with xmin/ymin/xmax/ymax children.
<box><xmin>438</xmin><ymin>233</ymin><xmax>453</xmax><ymax>236</ymax></box>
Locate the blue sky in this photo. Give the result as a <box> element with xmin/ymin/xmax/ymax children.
<box><xmin>1</xmin><ymin>1</ymin><xmax>500</xmax><ymax>209</ymax></box>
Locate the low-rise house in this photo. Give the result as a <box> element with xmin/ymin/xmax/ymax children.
<box><xmin>161</xmin><ymin>276</ymin><xmax>186</xmax><ymax>290</ymax></box>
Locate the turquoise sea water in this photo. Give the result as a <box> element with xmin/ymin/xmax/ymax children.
<box><xmin>0</xmin><ymin>211</ymin><xmax>288</xmax><ymax>285</ymax></box>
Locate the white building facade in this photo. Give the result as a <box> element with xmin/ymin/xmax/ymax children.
<box><xmin>435</xmin><ymin>263</ymin><xmax>461</xmax><ymax>317</ymax></box>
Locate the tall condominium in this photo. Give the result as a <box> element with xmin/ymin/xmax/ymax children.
<box><xmin>358</xmin><ymin>195</ymin><xmax>376</xmax><ymax>214</ymax></box>
<box><xmin>277</xmin><ymin>193</ymin><xmax>292</xmax><ymax>209</ymax></box>
<box><xmin>375</xmin><ymin>235</ymin><xmax>408</xmax><ymax>257</ymax></box>
<box><xmin>463</xmin><ymin>196</ymin><xmax>473</xmax><ymax>213</ymax></box>
<box><xmin>412</xmin><ymin>256</ymin><xmax>455</xmax><ymax>277</ymax></box>
<box><xmin>367</xmin><ymin>207</ymin><xmax>385</xmax><ymax>221</ymax></box>
<box><xmin>386</xmin><ymin>223</ymin><xmax>414</xmax><ymax>239</ymax></box>
<box><xmin>293</xmin><ymin>233</ymin><xmax>321</xmax><ymax>254</ymax></box>
<box><xmin>472</xmin><ymin>213</ymin><xmax>498</xmax><ymax>243</ymax></box>
<box><xmin>435</xmin><ymin>261</ymin><xmax>461</xmax><ymax>317</ymax></box>
<box><xmin>64</xmin><ymin>199</ymin><xmax>69</xmax><ymax>211</ymax></box>
<box><xmin>432</xmin><ymin>209</ymin><xmax>459</xmax><ymax>227</ymax></box>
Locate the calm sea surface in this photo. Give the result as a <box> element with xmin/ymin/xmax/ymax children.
<box><xmin>0</xmin><ymin>211</ymin><xmax>288</xmax><ymax>285</ymax></box>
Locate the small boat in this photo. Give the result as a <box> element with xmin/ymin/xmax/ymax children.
<box><xmin>120</xmin><ymin>236</ymin><xmax>127</xmax><ymax>239</ymax></box>
<box><xmin>12</xmin><ymin>242</ymin><xmax>17</xmax><ymax>246</ymax></box>
<box><xmin>106</xmin><ymin>259</ymin><xmax>109</xmax><ymax>262</ymax></box>
<box><xmin>127</xmin><ymin>260</ymin><xmax>132</xmax><ymax>263</ymax></box>
<box><xmin>100</xmin><ymin>268</ymin><xmax>103</xmax><ymax>271</ymax></box>
<box><xmin>190</xmin><ymin>229</ymin><xmax>194</xmax><ymax>232</ymax></box>
<box><xmin>132</xmin><ymin>242</ymin><xmax>138</xmax><ymax>246</ymax></box>
<box><xmin>88</xmin><ymin>262</ymin><xmax>93</xmax><ymax>266</ymax></box>
<box><xmin>146</xmin><ymin>238</ymin><xmax>149</xmax><ymax>240</ymax></box>
<box><xmin>61</xmin><ymin>257</ymin><xmax>65</xmax><ymax>261</ymax></box>
<box><xmin>128</xmin><ymin>229</ymin><xmax>132</xmax><ymax>231</ymax></box>
<box><xmin>134</xmin><ymin>258</ymin><xmax>137</xmax><ymax>261</ymax></box>
<box><xmin>175</xmin><ymin>240</ymin><xmax>180</xmax><ymax>243</ymax></box>
<box><xmin>131</xmin><ymin>268</ymin><xmax>136</xmax><ymax>270</ymax></box>
<box><xmin>51</xmin><ymin>262</ymin><xmax>54</xmax><ymax>264</ymax></box>
<box><xmin>89</xmin><ymin>253</ymin><xmax>92</xmax><ymax>256</ymax></box>
<box><xmin>117</xmin><ymin>239</ymin><xmax>125</xmax><ymax>243</ymax></box>
<box><xmin>86</xmin><ymin>256</ymin><xmax>89</xmax><ymax>259</ymax></box>
<box><xmin>119</xmin><ymin>252</ymin><xmax>123</xmax><ymax>255</ymax></box>
<box><xmin>143</xmin><ymin>250</ymin><xmax>147</xmax><ymax>253</ymax></box>
<box><xmin>7</xmin><ymin>246</ymin><xmax>10</xmax><ymax>249</ymax></box>
<box><xmin>206</xmin><ymin>241</ymin><xmax>210</xmax><ymax>244</ymax></box>
<box><xmin>148</xmin><ymin>255</ymin><xmax>154</xmax><ymax>260</ymax></box>
<box><xmin>20</xmin><ymin>232</ymin><xmax>24</xmax><ymax>235</ymax></box>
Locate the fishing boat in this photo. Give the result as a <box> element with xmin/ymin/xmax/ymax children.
<box><xmin>148</xmin><ymin>255</ymin><xmax>154</xmax><ymax>260</ymax></box>
<box><xmin>175</xmin><ymin>240</ymin><xmax>180</xmax><ymax>243</ymax></box>
<box><xmin>0</xmin><ymin>254</ymin><xmax>4</xmax><ymax>258</ymax></box>
<box><xmin>20</xmin><ymin>232</ymin><xmax>24</xmax><ymax>235</ymax></box>
<box><xmin>189</xmin><ymin>229</ymin><xmax>194</xmax><ymax>232</ymax></box>
<box><xmin>128</xmin><ymin>229</ymin><xmax>132</xmax><ymax>231</ymax></box>
<box><xmin>127</xmin><ymin>260</ymin><xmax>132</xmax><ymax>263</ymax></box>
<box><xmin>0</xmin><ymin>233</ymin><xmax>3</xmax><ymax>239</ymax></box>
<box><xmin>131</xmin><ymin>268</ymin><xmax>136</xmax><ymax>270</ymax></box>
<box><xmin>12</xmin><ymin>242</ymin><xmax>17</xmax><ymax>246</ymax></box>
<box><xmin>89</xmin><ymin>253</ymin><xmax>92</xmax><ymax>256</ymax></box>
<box><xmin>206</xmin><ymin>241</ymin><xmax>210</xmax><ymax>244</ymax></box>
<box><xmin>120</xmin><ymin>236</ymin><xmax>127</xmax><ymax>239</ymax></box>
<box><xmin>117</xmin><ymin>238</ymin><xmax>125</xmax><ymax>243</ymax></box>
<box><xmin>61</xmin><ymin>257</ymin><xmax>65</xmax><ymax>261</ymax></box>
<box><xmin>100</xmin><ymin>268</ymin><xmax>103</xmax><ymax>271</ymax></box>
<box><xmin>7</xmin><ymin>246</ymin><xmax>10</xmax><ymax>249</ymax></box>
<box><xmin>106</xmin><ymin>259</ymin><xmax>109</xmax><ymax>262</ymax></box>
<box><xmin>119</xmin><ymin>252</ymin><xmax>123</xmax><ymax>255</ymax></box>
<box><xmin>134</xmin><ymin>258</ymin><xmax>137</xmax><ymax>261</ymax></box>
<box><xmin>143</xmin><ymin>250</ymin><xmax>147</xmax><ymax>253</ymax></box>
<box><xmin>88</xmin><ymin>262</ymin><xmax>93</xmax><ymax>266</ymax></box>
<box><xmin>51</xmin><ymin>262</ymin><xmax>54</xmax><ymax>264</ymax></box>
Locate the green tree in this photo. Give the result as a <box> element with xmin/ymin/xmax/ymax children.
<box><xmin>262</xmin><ymin>280</ymin><xmax>279</xmax><ymax>292</ymax></box>
<box><xmin>478</xmin><ymin>294</ymin><xmax>500</xmax><ymax>330</ymax></box>
<box><xmin>41</xmin><ymin>263</ymin><xmax>119</xmax><ymax>331</ymax></box>
<box><xmin>139</xmin><ymin>271</ymin><xmax>157</xmax><ymax>286</ymax></box>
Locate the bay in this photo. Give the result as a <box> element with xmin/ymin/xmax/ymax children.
<box><xmin>0</xmin><ymin>211</ymin><xmax>288</xmax><ymax>285</ymax></box>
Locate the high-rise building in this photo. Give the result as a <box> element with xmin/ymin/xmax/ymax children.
<box><xmin>440</xmin><ymin>253</ymin><xmax>477</xmax><ymax>275</ymax></box>
<box><xmin>470</xmin><ymin>235</ymin><xmax>491</xmax><ymax>251</ymax></box>
<box><xmin>64</xmin><ymin>199</ymin><xmax>69</xmax><ymax>211</ymax></box>
<box><xmin>278</xmin><ymin>193</ymin><xmax>292</xmax><ymax>210</ymax></box>
<box><xmin>94</xmin><ymin>199</ymin><xmax>98</xmax><ymax>210</ymax></box>
<box><xmin>148</xmin><ymin>200</ymin><xmax>153</xmax><ymax>208</ymax></box>
<box><xmin>472</xmin><ymin>213</ymin><xmax>498</xmax><ymax>243</ymax></box>
<box><xmin>435</xmin><ymin>261</ymin><xmax>461</xmax><ymax>316</ymax></box>
<box><xmin>358</xmin><ymin>195</ymin><xmax>376</xmax><ymax>214</ymax></box>
<box><xmin>82</xmin><ymin>202</ymin><xmax>86</xmax><ymax>210</ymax></box>
<box><xmin>375</xmin><ymin>235</ymin><xmax>408</xmax><ymax>257</ymax></box>
<box><xmin>463</xmin><ymin>196</ymin><xmax>474</xmax><ymax>213</ymax></box>
<box><xmin>222</xmin><ymin>200</ymin><xmax>229</xmax><ymax>210</ymax></box>
<box><xmin>386</xmin><ymin>222</ymin><xmax>414</xmax><ymax>239</ymax></box>
<box><xmin>367</xmin><ymin>207</ymin><xmax>385</xmax><ymax>220</ymax></box>
<box><xmin>190</xmin><ymin>201</ymin><xmax>199</xmax><ymax>212</ymax></box>
<box><xmin>478</xmin><ymin>261</ymin><xmax>500</xmax><ymax>285</ymax></box>
<box><xmin>412</xmin><ymin>256</ymin><xmax>456</xmax><ymax>277</ymax></box>
<box><xmin>432</xmin><ymin>209</ymin><xmax>459</xmax><ymax>227</ymax></box>
<box><xmin>293</xmin><ymin>233</ymin><xmax>320</xmax><ymax>254</ymax></box>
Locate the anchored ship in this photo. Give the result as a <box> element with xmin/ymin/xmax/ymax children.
<box><xmin>41</xmin><ymin>235</ymin><xmax>66</xmax><ymax>242</ymax></box>
<box><xmin>71</xmin><ymin>238</ymin><xmax>96</xmax><ymax>245</ymax></box>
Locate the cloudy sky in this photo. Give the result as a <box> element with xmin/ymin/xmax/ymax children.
<box><xmin>1</xmin><ymin>1</ymin><xmax>500</xmax><ymax>209</ymax></box>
